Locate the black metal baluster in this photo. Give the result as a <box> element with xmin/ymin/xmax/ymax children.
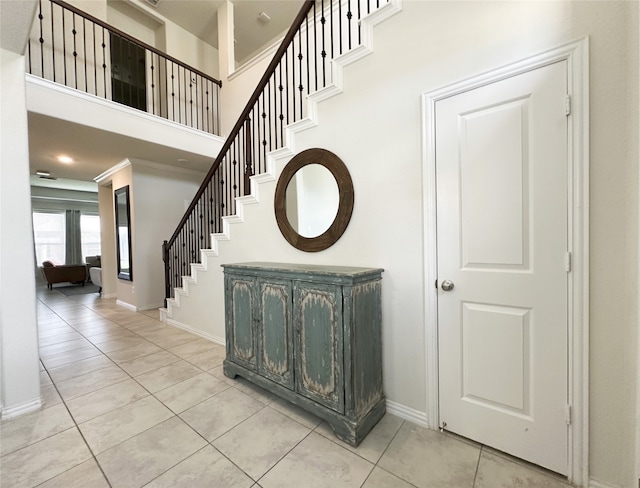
<box><xmin>101</xmin><ymin>29</ymin><xmax>106</xmax><ymax>99</ymax></box>
<box><xmin>347</xmin><ymin>0</ymin><xmax>352</xmax><ymax>51</ymax></box>
<box><xmin>62</xmin><ymin>8</ymin><xmax>67</xmax><ymax>85</ymax></box>
<box><xmin>189</xmin><ymin>70</ymin><xmax>193</xmax><ymax>129</ymax></box>
<box><xmin>38</xmin><ymin>0</ymin><xmax>44</xmax><ymax>78</ymax></box>
<box><xmin>285</xmin><ymin>47</ymin><xmax>290</xmax><ymax>126</ymax></box>
<box><xmin>298</xmin><ymin>28</ymin><xmax>304</xmax><ymax>118</ymax></box>
<box><xmin>82</xmin><ymin>18</ymin><xmax>88</xmax><ymax>90</ymax></box>
<box><xmin>313</xmin><ymin>1</ymin><xmax>318</xmax><ymax>91</ymax></box>
<box><xmin>72</xmin><ymin>13</ymin><xmax>78</xmax><ymax>89</ymax></box>
<box><xmin>92</xmin><ymin>24</ymin><xmax>97</xmax><ymax>94</ymax></box>
<box><xmin>171</xmin><ymin>62</ymin><xmax>175</xmax><ymax>122</ymax></box>
<box><xmin>339</xmin><ymin>0</ymin><xmax>343</xmax><ymax>55</ymax></box>
<box><xmin>150</xmin><ymin>54</ymin><xmax>156</xmax><ymax>115</ymax></box>
<box><xmin>357</xmin><ymin>0</ymin><xmax>362</xmax><ymax>45</ymax></box>
<box><xmin>305</xmin><ymin>16</ymin><xmax>310</xmax><ymax>95</ymax></box>
<box><xmin>278</xmin><ymin>64</ymin><xmax>284</xmax><ymax>145</ymax></box>
<box><xmin>321</xmin><ymin>0</ymin><xmax>326</xmax><ymax>87</ymax></box>
<box><xmin>50</xmin><ymin>1</ymin><xmax>56</xmax><ymax>82</ymax></box>
<box><xmin>330</xmin><ymin>0</ymin><xmax>334</xmax><ymax>60</ymax></box>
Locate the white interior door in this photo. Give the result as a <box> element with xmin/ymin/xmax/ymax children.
<box><xmin>436</xmin><ymin>61</ymin><xmax>569</xmax><ymax>475</ymax></box>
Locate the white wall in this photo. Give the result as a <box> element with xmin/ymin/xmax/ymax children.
<box><xmin>169</xmin><ymin>2</ymin><xmax>639</xmax><ymax>486</ymax></box>
<box><xmin>0</xmin><ymin>48</ymin><xmax>41</xmax><ymax>417</ymax></box>
<box><xmin>131</xmin><ymin>160</ymin><xmax>202</xmax><ymax>310</ymax></box>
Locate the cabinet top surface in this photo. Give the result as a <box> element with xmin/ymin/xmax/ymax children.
<box><xmin>222</xmin><ymin>262</ymin><xmax>383</xmax><ymax>277</ymax></box>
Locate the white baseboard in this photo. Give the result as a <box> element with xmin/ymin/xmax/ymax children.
<box><xmin>1</xmin><ymin>396</ymin><xmax>43</xmax><ymax>419</ymax></box>
<box><xmin>116</xmin><ymin>299</ymin><xmax>136</xmax><ymax>311</ymax></box>
<box><xmin>164</xmin><ymin>317</ymin><xmax>225</xmax><ymax>346</ymax></box>
<box><xmin>136</xmin><ymin>302</ymin><xmax>164</xmax><ymax>312</ymax></box>
<box><xmin>386</xmin><ymin>399</ymin><xmax>428</xmax><ymax>427</ymax></box>
<box><xmin>588</xmin><ymin>478</ymin><xmax>623</xmax><ymax>488</ymax></box>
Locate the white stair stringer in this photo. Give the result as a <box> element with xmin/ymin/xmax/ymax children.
<box><xmin>164</xmin><ymin>0</ymin><xmax>402</xmax><ymax>323</ymax></box>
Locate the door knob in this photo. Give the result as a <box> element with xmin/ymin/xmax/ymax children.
<box><xmin>441</xmin><ymin>280</ymin><xmax>455</xmax><ymax>291</ymax></box>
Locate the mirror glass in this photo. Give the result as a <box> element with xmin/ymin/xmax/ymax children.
<box><xmin>274</xmin><ymin>148</ymin><xmax>354</xmax><ymax>252</ymax></box>
<box><xmin>115</xmin><ymin>186</ymin><xmax>133</xmax><ymax>281</ymax></box>
<box><xmin>285</xmin><ymin>164</ymin><xmax>340</xmax><ymax>238</ymax></box>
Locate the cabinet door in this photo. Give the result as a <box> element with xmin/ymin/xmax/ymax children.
<box><xmin>294</xmin><ymin>281</ymin><xmax>344</xmax><ymax>413</ymax></box>
<box><xmin>226</xmin><ymin>275</ymin><xmax>257</xmax><ymax>371</ymax></box>
<box><xmin>257</xmin><ymin>278</ymin><xmax>294</xmax><ymax>389</ymax></box>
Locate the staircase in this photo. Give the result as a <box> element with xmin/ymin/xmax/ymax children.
<box><xmin>162</xmin><ymin>0</ymin><xmax>402</xmax><ymax>341</ymax></box>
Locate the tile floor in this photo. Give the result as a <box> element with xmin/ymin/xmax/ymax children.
<box><xmin>1</xmin><ymin>287</ymin><xmax>575</xmax><ymax>487</ymax></box>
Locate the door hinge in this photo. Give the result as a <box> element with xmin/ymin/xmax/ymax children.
<box><xmin>565</xmin><ymin>95</ymin><xmax>572</xmax><ymax>116</ymax></box>
<box><xmin>565</xmin><ymin>405</ymin><xmax>572</xmax><ymax>425</ymax></box>
<box><xmin>565</xmin><ymin>252</ymin><xmax>572</xmax><ymax>272</ymax></box>
<box><xmin>435</xmin><ymin>279</ymin><xmax>438</xmax><ymax>289</ymax></box>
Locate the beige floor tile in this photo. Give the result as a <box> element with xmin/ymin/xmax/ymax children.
<box><xmin>37</xmin><ymin>458</ymin><xmax>110</xmax><ymax>488</ymax></box>
<box><xmin>119</xmin><ymin>350</ymin><xmax>181</xmax><ymax>377</ymax></box>
<box><xmin>47</xmin><ymin>354</ymin><xmax>114</xmax><ymax>383</ymax></box>
<box><xmin>39</xmin><ymin>338</ymin><xmax>92</xmax><ymax>357</ymax></box>
<box><xmin>144</xmin><ymin>445</ymin><xmax>254</xmax><ymax>488</ymax></box>
<box><xmin>66</xmin><ymin>378</ymin><xmax>150</xmax><ymax>424</ymax></box>
<box><xmin>269</xmin><ymin>397</ymin><xmax>323</xmax><ymax>429</ymax></box>
<box><xmin>378</xmin><ymin>423</ymin><xmax>480</xmax><ymax>488</ymax></box>
<box><xmin>78</xmin><ymin>395</ymin><xmax>173</xmax><ymax>454</ymax></box>
<box><xmin>105</xmin><ymin>341</ymin><xmax>163</xmax><ymax>363</ymax></box>
<box><xmin>134</xmin><ymin>360</ymin><xmax>202</xmax><ymax>393</ymax></box>
<box><xmin>362</xmin><ymin>467</ymin><xmax>418</xmax><ymax>488</ymax></box>
<box><xmin>154</xmin><ymin>372</ymin><xmax>229</xmax><ymax>413</ymax></box>
<box><xmin>38</xmin><ymin>324</ymin><xmax>76</xmax><ymax>337</ymax></box>
<box><xmin>143</xmin><ymin>329</ymin><xmax>201</xmax><ymax>349</ymax></box>
<box><xmin>0</xmin><ymin>428</ymin><xmax>92</xmax><ymax>488</ymax></box>
<box><xmin>84</xmin><ymin>328</ymin><xmax>139</xmax><ymax>343</ymax></box>
<box><xmin>214</xmin><ymin>407</ymin><xmax>311</xmax><ymax>479</ymax></box>
<box><xmin>56</xmin><ymin>365</ymin><xmax>130</xmax><ymax>401</ymax></box>
<box><xmin>40</xmin><ymin>345</ymin><xmax>102</xmax><ymax>370</ymax></box>
<box><xmin>41</xmin><ymin>384</ymin><xmax>63</xmax><ymax>409</ymax></box>
<box><xmin>38</xmin><ymin>331</ymin><xmax>84</xmax><ymax>347</ymax></box>
<box><xmin>0</xmin><ymin>403</ymin><xmax>75</xmax><ymax>456</ymax></box>
<box><xmin>168</xmin><ymin>338</ymin><xmax>221</xmax><ymax>358</ymax></box>
<box><xmin>259</xmin><ymin>432</ymin><xmax>374</xmax><ymax>488</ymax></box>
<box><xmin>180</xmin><ymin>387</ymin><xmax>265</xmax><ymax>441</ymax></box>
<box><xmin>183</xmin><ymin>348</ymin><xmax>226</xmax><ymax>370</ymax></box>
<box><xmin>474</xmin><ymin>450</ymin><xmax>572</xmax><ymax>488</ymax></box>
<box><xmin>315</xmin><ymin>412</ymin><xmax>404</xmax><ymax>463</ymax></box>
<box><xmin>94</xmin><ymin>336</ymin><xmax>150</xmax><ymax>353</ymax></box>
<box><xmin>40</xmin><ymin>370</ymin><xmax>53</xmax><ymax>386</ymax></box>
<box><xmin>231</xmin><ymin>377</ymin><xmax>279</xmax><ymax>404</ymax></box>
<box><xmin>97</xmin><ymin>417</ymin><xmax>207</xmax><ymax>488</ymax></box>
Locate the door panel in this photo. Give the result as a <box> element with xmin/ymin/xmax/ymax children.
<box><xmin>257</xmin><ymin>279</ymin><xmax>294</xmax><ymax>389</ymax></box>
<box><xmin>227</xmin><ymin>277</ymin><xmax>257</xmax><ymax>370</ymax></box>
<box><xmin>436</xmin><ymin>61</ymin><xmax>568</xmax><ymax>475</ymax></box>
<box><xmin>293</xmin><ymin>281</ymin><xmax>344</xmax><ymax>413</ymax></box>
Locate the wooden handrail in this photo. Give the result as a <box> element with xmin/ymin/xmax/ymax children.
<box><xmin>165</xmin><ymin>0</ymin><xmax>315</xmax><ymax>247</ymax></box>
<box><xmin>50</xmin><ymin>0</ymin><xmax>221</xmax><ymax>87</ymax></box>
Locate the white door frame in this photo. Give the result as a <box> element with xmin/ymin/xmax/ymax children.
<box><xmin>421</xmin><ymin>38</ymin><xmax>589</xmax><ymax>487</ymax></box>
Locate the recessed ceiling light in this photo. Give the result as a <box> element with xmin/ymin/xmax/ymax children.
<box><xmin>36</xmin><ymin>170</ymin><xmax>50</xmax><ymax>177</ymax></box>
<box><xmin>57</xmin><ymin>155</ymin><xmax>73</xmax><ymax>164</ymax></box>
<box><xmin>177</xmin><ymin>158</ymin><xmax>189</xmax><ymax>164</ymax></box>
<box><xmin>257</xmin><ymin>11</ymin><xmax>271</xmax><ymax>23</ymax></box>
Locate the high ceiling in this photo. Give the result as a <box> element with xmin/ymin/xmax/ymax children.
<box><xmin>26</xmin><ymin>0</ymin><xmax>303</xmax><ymax>189</ymax></box>
<box><xmin>152</xmin><ymin>0</ymin><xmax>303</xmax><ymax>64</ymax></box>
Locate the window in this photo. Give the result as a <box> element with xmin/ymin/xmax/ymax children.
<box><xmin>80</xmin><ymin>214</ymin><xmax>101</xmax><ymax>260</ymax></box>
<box><xmin>33</xmin><ymin>212</ymin><xmax>65</xmax><ymax>265</ymax></box>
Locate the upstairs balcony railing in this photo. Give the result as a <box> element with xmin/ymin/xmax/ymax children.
<box><xmin>27</xmin><ymin>0</ymin><xmax>222</xmax><ymax>135</ymax></box>
<box><xmin>163</xmin><ymin>0</ymin><xmax>390</xmax><ymax>302</ymax></box>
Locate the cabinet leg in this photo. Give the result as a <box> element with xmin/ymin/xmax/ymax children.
<box><xmin>222</xmin><ymin>360</ymin><xmax>239</xmax><ymax>379</ymax></box>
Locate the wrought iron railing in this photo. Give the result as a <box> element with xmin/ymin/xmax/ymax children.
<box><xmin>27</xmin><ymin>0</ymin><xmax>222</xmax><ymax>135</ymax></box>
<box><xmin>163</xmin><ymin>0</ymin><xmax>388</xmax><ymax>302</ymax></box>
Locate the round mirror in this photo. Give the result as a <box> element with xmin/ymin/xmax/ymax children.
<box><xmin>274</xmin><ymin>148</ymin><xmax>354</xmax><ymax>252</ymax></box>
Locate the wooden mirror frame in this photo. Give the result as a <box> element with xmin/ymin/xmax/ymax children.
<box><xmin>274</xmin><ymin>148</ymin><xmax>354</xmax><ymax>252</ymax></box>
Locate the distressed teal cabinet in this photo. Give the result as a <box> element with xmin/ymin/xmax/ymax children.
<box><xmin>223</xmin><ymin>262</ymin><xmax>385</xmax><ymax>446</ymax></box>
